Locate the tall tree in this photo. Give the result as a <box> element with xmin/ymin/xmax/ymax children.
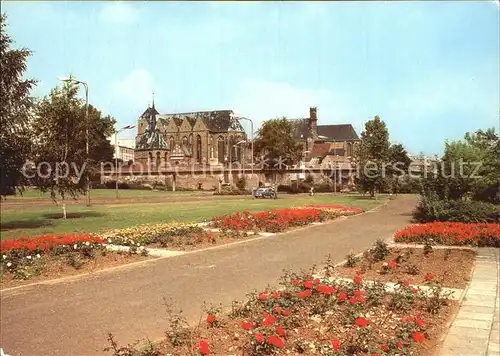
<box><xmin>354</xmin><ymin>116</ymin><xmax>390</xmax><ymax>198</ymax></box>
<box><xmin>254</xmin><ymin>117</ymin><xmax>303</xmax><ymax>169</ymax></box>
<box><xmin>388</xmin><ymin>143</ymin><xmax>412</xmax><ymax>194</ymax></box>
<box><xmin>0</xmin><ymin>13</ymin><xmax>37</xmax><ymax>196</ymax></box>
<box><xmin>31</xmin><ymin>80</ymin><xmax>115</xmax><ymax>217</ymax></box>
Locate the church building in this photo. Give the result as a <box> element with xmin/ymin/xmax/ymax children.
<box><xmin>134</xmin><ymin>101</ymin><xmax>247</xmax><ymax>168</ymax></box>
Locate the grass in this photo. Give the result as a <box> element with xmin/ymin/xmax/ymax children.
<box><xmin>4</xmin><ymin>188</ymin><xmax>201</xmax><ymax>200</ymax></box>
<box><xmin>1</xmin><ymin>193</ymin><xmax>390</xmax><ymax>239</ymax></box>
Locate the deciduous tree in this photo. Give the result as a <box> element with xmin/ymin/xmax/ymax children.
<box><xmin>354</xmin><ymin>116</ymin><xmax>390</xmax><ymax>198</ymax></box>
<box><xmin>31</xmin><ymin>80</ymin><xmax>115</xmax><ymax>217</ymax></box>
<box><xmin>0</xmin><ymin>13</ymin><xmax>37</xmax><ymax>197</ymax></box>
<box><xmin>254</xmin><ymin>117</ymin><xmax>303</xmax><ymax>169</ymax></box>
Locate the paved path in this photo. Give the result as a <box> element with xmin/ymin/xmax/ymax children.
<box><xmin>439</xmin><ymin>248</ymin><xmax>500</xmax><ymax>356</ymax></box>
<box><xmin>0</xmin><ymin>195</ymin><xmax>416</xmax><ymax>356</ymax></box>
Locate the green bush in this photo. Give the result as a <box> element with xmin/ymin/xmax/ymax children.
<box><xmin>413</xmin><ymin>197</ymin><xmax>500</xmax><ymax>223</ymax></box>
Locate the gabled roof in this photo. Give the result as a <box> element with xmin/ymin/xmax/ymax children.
<box><xmin>308</xmin><ymin>142</ymin><xmax>331</xmax><ymax>158</ymax></box>
<box><xmin>159</xmin><ymin>110</ymin><xmax>244</xmax><ymax>133</ymax></box>
<box><xmin>317</xmin><ymin>124</ymin><xmax>359</xmax><ymax>141</ymax></box>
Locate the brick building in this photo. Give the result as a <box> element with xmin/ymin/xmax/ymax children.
<box><xmin>290</xmin><ymin>107</ymin><xmax>361</xmax><ymax>167</ymax></box>
<box><xmin>134</xmin><ymin>102</ymin><xmax>247</xmax><ymax>168</ymax></box>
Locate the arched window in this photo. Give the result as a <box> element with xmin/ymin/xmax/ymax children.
<box><xmin>156</xmin><ymin>152</ymin><xmax>161</xmax><ymax>167</ymax></box>
<box><xmin>189</xmin><ymin>134</ymin><xmax>193</xmax><ymax>145</ymax></box>
<box><xmin>196</xmin><ymin>135</ymin><xmax>202</xmax><ymax>163</ymax></box>
<box><xmin>217</xmin><ymin>136</ymin><xmax>225</xmax><ymax>163</ymax></box>
<box><xmin>164</xmin><ymin>152</ymin><xmax>168</xmax><ymax>164</ymax></box>
<box><xmin>182</xmin><ymin>136</ymin><xmax>188</xmax><ymax>146</ymax></box>
<box><xmin>169</xmin><ymin>136</ymin><xmax>175</xmax><ymax>150</ymax></box>
<box><xmin>148</xmin><ymin>152</ymin><xmax>153</xmax><ymax>167</ymax></box>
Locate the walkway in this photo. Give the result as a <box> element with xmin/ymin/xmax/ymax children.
<box><xmin>439</xmin><ymin>248</ymin><xmax>500</xmax><ymax>356</ymax></box>
<box><xmin>0</xmin><ymin>195</ymin><xmax>416</xmax><ymax>356</ymax></box>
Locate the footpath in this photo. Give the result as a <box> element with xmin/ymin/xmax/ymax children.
<box><xmin>439</xmin><ymin>248</ymin><xmax>500</xmax><ymax>356</ymax></box>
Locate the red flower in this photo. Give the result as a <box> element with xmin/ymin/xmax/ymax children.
<box><xmin>206</xmin><ymin>314</ymin><xmax>216</xmax><ymax>324</ymax></box>
<box><xmin>380</xmin><ymin>344</ymin><xmax>389</xmax><ymax>352</ymax></box>
<box><xmin>317</xmin><ymin>284</ymin><xmax>335</xmax><ymax>295</ymax></box>
<box><xmin>254</xmin><ymin>333</ymin><xmax>265</xmax><ymax>343</ymax></box>
<box><xmin>424</xmin><ymin>273</ymin><xmax>434</xmax><ymax>281</ymax></box>
<box><xmin>261</xmin><ymin>312</ymin><xmax>277</xmax><ymax>326</ymax></box>
<box><xmin>297</xmin><ymin>290</ymin><xmax>311</xmax><ymax>299</ymax></box>
<box><xmin>292</xmin><ymin>279</ymin><xmax>300</xmax><ymax>286</ymax></box>
<box><xmin>314</xmin><ymin>278</ymin><xmax>320</xmax><ymax>285</ymax></box>
<box><xmin>356</xmin><ymin>270</ymin><xmax>363</xmax><ymax>276</ymax></box>
<box><xmin>355</xmin><ymin>316</ymin><xmax>369</xmax><ymax>327</ymax></box>
<box><xmin>303</xmin><ymin>280</ymin><xmax>314</xmax><ymax>289</ymax></box>
<box><xmin>411</xmin><ymin>288</ymin><xmax>419</xmax><ymax>295</ymax></box>
<box><xmin>416</xmin><ymin>318</ymin><xmax>425</xmax><ymax>328</ymax></box>
<box><xmin>193</xmin><ymin>339</ymin><xmax>210</xmax><ymax>355</ymax></box>
<box><xmin>331</xmin><ymin>338</ymin><xmax>341</xmax><ymax>352</ymax></box>
<box><xmin>372</xmin><ymin>353</ymin><xmax>381</xmax><ymax>356</ymax></box>
<box><xmin>353</xmin><ymin>275</ymin><xmax>362</xmax><ymax>285</ymax></box>
<box><xmin>337</xmin><ymin>292</ymin><xmax>348</xmax><ymax>301</ymax></box>
<box><xmin>412</xmin><ymin>331</ymin><xmax>425</xmax><ymax>343</ymax></box>
<box><xmin>273</xmin><ymin>306</ymin><xmax>282</xmax><ymax>314</ymax></box>
<box><xmin>267</xmin><ymin>335</ymin><xmax>284</xmax><ymax>348</ymax></box>
<box><xmin>258</xmin><ymin>291</ymin><xmax>269</xmax><ymax>301</ymax></box>
<box><xmin>396</xmin><ymin>341</ymin><xmax>404</xmax><ymax>350</ymax></box>
<box><xmin>241</xmin><ymin>321</ymin><xmax>252</xmax><ymax>330</ymax></box>
<box><xmin>349</xmin><ymin>297</ymin><xmax>358</xmax><ymax>305</ymax></box>
<box><xmin>281</xmin><ymin>310</ymin><xmax>291</xmax><ymax>316</ymax></box>
<box><xmin>276</xmin><ymin>325</ymin><xmax>286</xmax><ymax>336</ymax></box>
<box><xmin>388</xmin><ymin>260</ymin><xmax>398</xmax><ymax>269</ymax></box>
<box><xmin>353</xmin><ymin>290</ymin><xmax>362</xmax><ymax>297</ymax></box>
<box><xmin>272</xmin><ymin>292</ymin><xmax>281</xmax><ymax>299</ymax></box>
<box><xmin>403</xmin><ymin>280</ymin><xmax>410</xmax><ymax>286</ymax></box>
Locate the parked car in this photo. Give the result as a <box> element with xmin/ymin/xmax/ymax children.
<box><xmin>252</xmin><ymin>186</ymin><xmax>278</xmax><ymax>199</ymax></box>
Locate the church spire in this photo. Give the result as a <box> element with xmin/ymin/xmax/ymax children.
<box><xmin>152</xmin><ymin>92</ymin><xmax>155</xmax><ymax>110</ymax></box>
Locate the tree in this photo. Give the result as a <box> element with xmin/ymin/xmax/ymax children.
<box><xmin>254</xmin><ymin>117</ymin><xmax>303</xmax><ymax>169</ymax></box>
<box><xmin>442</xmin><ymin>128</ymin><xmax>499</xmax><ymax>203</ymax></box>
<box><xmin>354</xmin><ymin>116</ymin><xmax>390</xmax><ymax>198</ymax></box>
<box><xmin>387</xmin><ymin>143</ymin><xmax>412</xmax><ymax>194</ymax></box>
<box><xmin>0</xmin><ymin>14</ymin><xmax>37</xmax><ymax>197</ymax></box>
<box><xmin>30</xmin><ymin>80</ymin><xmax>115</xmax><ymax>217</ymax></box>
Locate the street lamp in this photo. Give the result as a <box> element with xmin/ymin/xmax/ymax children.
<box><xmin>115</xmin><ymin>124</ymin><xmax>136</xmax><ymax>198</ymax></box>
<box><xmin>58</xmin><ymin>76</ymin><xmax>91</xmax><ymax>206</ymax></box>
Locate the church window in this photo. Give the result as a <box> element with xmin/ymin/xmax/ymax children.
<box><xmin>196</xmin><ymin>135</ymin><xmax>202</xmax><ymax>163</ymax></box>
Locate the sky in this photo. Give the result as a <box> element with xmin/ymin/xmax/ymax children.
<box><xmin>3</xmin><ymin>0</ymin><xmax>499</xmax><ymax>156</ymax></box>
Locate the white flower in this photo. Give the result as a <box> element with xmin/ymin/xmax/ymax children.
<box><xmin>6</xmin><ymin>262</ymin><xmax>12</xmax><ymax>267</ymax></box>
<box><xmin>73</xmin><ymin>244</ymin><xmax>78</xmax><ymax>250</ymax></box>
<box><xmin>2</xmin><ymin>255</ymin><xmax>6</xmax><ymax>259</ymax></box>
<box><xmin>36</xmin><ymin>254</ymin><xmax>41</xmax><ymax>258</ymax></box>
<box><xmin>108</xmin><ymin>239</ymin><xmax>112</xmax><ymax>243</ymax></box>
<box><xmin>26</xmin><ymin>255</ymin><xmax>32</xmax><ymax>259</ymax></box>
<box><xmin>85</xmin><ymin>241</ymin><xmax>90</xmax><ymax>246</ymax></box>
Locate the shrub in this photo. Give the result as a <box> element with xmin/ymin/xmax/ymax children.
<box><xmin>413</xmin><ymin>197</ymin><xmax>500</xmax><ymax>223</ymax></box>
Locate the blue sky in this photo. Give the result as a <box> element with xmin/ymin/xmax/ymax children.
<box><xmin>3</xmin><ymin>1</ymin><xmax>499</xmax><ymax>156</ymax></box>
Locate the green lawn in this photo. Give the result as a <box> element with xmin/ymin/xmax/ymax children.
<box><xmin>4</xmin><ymin>188</ymin><xmax>202</xmax><ymax>200</ymax></box>
<box><xmin>1</xmin><ymin>194</ymin><xmax>389</xmax><ymax>239</ymax></box>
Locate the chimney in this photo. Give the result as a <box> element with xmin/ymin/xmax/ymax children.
<box><xmin>309</xmin><ymin>107</ymin><xmax>318</xmax><ymax>139</ymax></box>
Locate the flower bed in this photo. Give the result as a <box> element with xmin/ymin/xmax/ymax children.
<box><xmin>211</xmin><ymin>205</ymin><xmax>363</xmax><ymax>235</ymax></box>
<box><xmin>332</xmin><ymin>245</ymin><xmax>476</xmax><ymax>288</ymax></box>
<box><xmin>108</xmin><ymin>269</ymin><xmax>457</xmax><ymax>355</ymax></box>
<box><xmin>102</xmin><ymin>222</ymin><xmax>204</xmax><ymax>247</ymax></box>
<box><xmin>394</xmin><ymin>222</ymin><xmax>500</xmax><ymax>247</ymax></box>
<box><xmin>1</xmin><ymin>233</ymin><xmax>149</xmax><ymax>286</ymax></box>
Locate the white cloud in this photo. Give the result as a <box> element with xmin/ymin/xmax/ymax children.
<box><xmin>99</xmin><ymin>2</ymin><xmax>139</xmax><ymax>24</ymax></box>
<box><xmin>112</xmin><ymin>69</ymin><xmax>155</xmax><ymax>109</ymax></box>
<box><xmin>231</xmin><ymin>79</ymin><xmax>356</xmax><ymax>131</ymax></box>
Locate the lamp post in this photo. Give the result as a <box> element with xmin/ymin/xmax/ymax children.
<box><xmin>58</xmin><ymin>76</ymin><xmax>90</xmax><ymax>206</ymax></box>
<box><xmin>115</xmin><ymin>124</ymin><xmax>136</xmax><ymax>198</ymax></box>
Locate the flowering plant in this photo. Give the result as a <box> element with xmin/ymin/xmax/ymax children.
<box><xmin>394</xmin><ymin>222</ymin><xmax>500</xmax><ymax>247</ymax></box>
<box><xmin>102</xmin><ymin>222</ymin><xmax>203</xmax><ymax>246</ymax></box>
